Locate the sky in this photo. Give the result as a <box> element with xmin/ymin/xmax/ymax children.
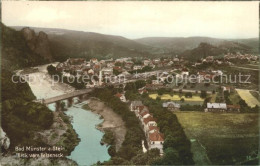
<box><xmin>2</xmin><ymin>1</ymin><xmax>259</xmax><ymax>39</ymax></box>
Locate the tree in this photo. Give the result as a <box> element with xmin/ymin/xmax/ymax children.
<box><xmin>200</xmin><ymin>90</ymin><xmax>207</xmax><ymax>98</ymax></box>
<box><xmin>204</xmin><ymin>82</ymin><xmax>210</xmax><ymax>87</ymax></box>
<box><xmin>113</xmin><ymin>69</ymin><xmax>121</xmax><ymax>76</ymax></box>
<box><xmin>185</xmin><ymin>92</ymin><xmax>192</xmax><ymax>98</ymax></box>
<box><xmin>180</xmin><ymin>98</ymin><xmax>185</xmax><ymax>103</ymax></box>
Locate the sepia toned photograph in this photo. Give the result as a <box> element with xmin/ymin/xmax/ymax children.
<box><xmin>0</xmin><ymin>1</ymin><xmax>259</xmax><ymax>165</ymax></box>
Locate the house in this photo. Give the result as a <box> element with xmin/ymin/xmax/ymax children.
<box><xmin>148</xmin><ymin>126</ymin><xmax>160</xmax><ymax>134</ymax></box>
<box><xmin>138</xmin><ymin>88</ymin><xmax>148</xmax><ymax>95</ymax></box>
<box><xmin>113</xmin><ymin>66</ymin><xmax>122</xmax><ymax>72</ymax></box>
<box><xmin>181</xmin><ymin>68</ymin><xmax>189</xmax><ymax>76</ymax></box>
<box><xmin>205</xmin><ymin>56</ymin><xmax>214</xmax><ymax>62</ymax></box>
<box><xmin>227</xmin><ymin>105</ymin><xmax>240</xmax><ymax>112</ymax></box>
<box><xmin>107</xmin><ymin>62</ymin><xmax>115</xmax><ymax>68</ymax></box>
<box><xmin>101</xmin><ymin>67</ymin><xmax>113</xmax><ymax>76</ymax></box>
<box><xmin>205</xmin><ymin>103</ymin><xmax>227</xmax><ymax>112</ymax></box>
<box><xmin>148</xmin><ymin>131</ymin><xmax>164</xmax><ymax>154</ymax></box>
<box><xmin>90</xmin><ymin>58</ymin><xmax>98</xmax><ymax>64</ymax></box>
<box><xmin>222</xmin><ymin>86</ymin><xmax>232</xmax><ymax>93</ymax></box>
<box><xmin>138</xmin><ymin>111</ymin><xmax>150</xmax><ymax>121</ymax></box>
<box><xmin>130</xmin><ymin>101</ymin><xmax>143</xmax><ymax>112</ymax></box>
<box><xmin>115</xmin><ymin>93</ymin><xmax>126</xmax><ymax>102</ymax></box>
<box><xmin>162</xmin><ymin>102</ymin><xmax>180</xmax><ymax>111</ymax></box>
<box><xmin>143</xmin><ymin>59</ymin><xmax>151</xmax><ymax>66</ymax></box>
<box><xmin>142</xmin><ymin>116</ymin><xmax>157</xmax><ymax>132</ymax></box>
<box><xmin>93</xmin><ymin>64</ymin><xmax>101</xmax><ymax>73</ymax></box>
<box><xmin>173</xmin><ymin>58</ymin><xmax>179</xmax><ymax>62</ymax></box>
<box><xmin>153</xmin><ymin>58</ymin><xmax>161</xmax><ymax>64</ymax></box>
<box><xmin>133</xmin><ymin>65</ymin><xmax>143</xmax><ymax>70</ymax></box>
<box><xmin>212</xmin><ymin>70</ymin><xmax>223</xmax><ymax>76</ymax></box>
<box><xmin>135</xmin><ymin>105</ymin><xmax>149</xmax><ymax>117</ymax></box>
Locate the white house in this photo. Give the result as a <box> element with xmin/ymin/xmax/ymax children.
<box><xmin>148</xmin><ymin>131</ymin><xmax>164</xmax><ymax>154</ymax></box>
<box><xmin>115</xmin><ymin>93</ymin><xmax>126</xmax><ymax>102</ymax></box>
<box><xmin>162</xmin><ymin>102</ymin><xmax>180</xmax><ymax>111</ymax></box>
<box><xmin>133</xmin><ymin>65</ymin><xmax>143</xmax><ymax>70</ymax></box>
<box><xmin>130</xmin><ymin>101</ymin><xmax>143</xmax><ymax>112</ymax></box>
<box><xmin>205</xmin><ymin>103</ymin><xmax>227</xmax><ymax>112</ymax></box>
<box><xmin>142</xmin><ymin>116</ymin><xmax>157</xmax><ymax>133</ymax></box>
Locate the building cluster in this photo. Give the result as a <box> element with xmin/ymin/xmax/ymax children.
<box><xmin>224</xmin><ymin>53</ymin><xmax>258</xmax><ymax>61</ymax></box>
<box><xmin>130</xmin><ymin>101</ymin><xmax>164</xmax><ymax>154</ymax></box>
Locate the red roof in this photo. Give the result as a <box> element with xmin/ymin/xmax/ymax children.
<box><xmin>227</xmin><ymin>105</ymin><xmax>240</xmax><ymax>109</ymax></box>
<box><xmin>137</xmin><ymin>105</ymin><xmax>148</xmax><ymax>112</ymax></box>
<box><xmin>115</xmin><ymin>93</ymin><xmax>122</xmax><ymax>98</ymax></box>
<box><xmin>94</xmin><ymin>65</ymin><xmax>100</xmax><ymax>69</ymax></box>
<box><xmin>149</xmin><ymin>126</ymin><xmax>159</xmax><ymax>131</ymax></box>
<box><xmin>143</xmin><ymin>116</ymin><xmax>156</xmax><ymax>125</ymax></box>
<box><xmin>113</xmin><ymin>66</ymin><xmax>122</xmax><ymax>70</ymax></box>
<box><xmin>140</xmin><ymin>111</ymin><xmax>149</xmax><ymax>118</ymax></box>
<box><xmin>149</xmin><ymin>131</ymin><xmax>164</xmax><ymax>142</ymax></box>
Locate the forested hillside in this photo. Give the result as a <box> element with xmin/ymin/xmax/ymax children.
<box><xmin>1</xmin><ymin>70</ymin><xmax>54</xmax><ymax>149</ymax></box>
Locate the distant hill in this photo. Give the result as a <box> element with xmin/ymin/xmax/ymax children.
<box><xmin>12</xmin><ymin>26</ymin><xmax>152</xmax><ymax>61</ymax></box>
<box><xmin>180</xmin><ymin>42</ymin><xmax>254</xmax><ymax>61</ymax></box>
<box><xmin>135</xmin><ymin>37</ymin><xmax>259</xmax><ymax>55</ymax></box>
<box><xmin>8</xmin><ymin>25</ymin><xmax>259</xmax><ymax>64</ymax></box>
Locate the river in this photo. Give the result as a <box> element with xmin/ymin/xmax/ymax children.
<box><xmin>26</xmin><ymin>64</ymin><xmax>110</xmax><ymax>166</ymax></box>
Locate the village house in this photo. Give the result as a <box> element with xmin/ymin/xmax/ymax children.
<box><xmin>133</xmin><ymin>65</ymin><xmax>143</xmax><ymax>70</ymax></box>
<box><xmin>205</xmin><ymin>103</ymin><xmax>227</xmax><ymax>112</ymax></box>
<box><xmin>153</xmin><ymin>58</ymin><xmax>161</xmax><ymax>64</ymax></box>
<box><xmin>162</xmin><ymin>102</ymin><xmax>180</xmax><ymax>111</ymax></box>
<box><xmin>107</xmin><ymin>62</ymin><xmax>115</xmax><ymax>68</ymax></box>
<box><xmin>212</xmin><ymin>70</ymin><xmax>223</xmax><ymax>76</ymax></box>
<box><xmin>130</xmin><ymin>101</ymin><xmax>143</xmax><ymax>112</ymax></box>
<box><xmin>90</xmin><ymin>58</ymin><xmax>98</xmax><ymax>64</ymax></box>
<box><xmin>114</xmin><ymin>93</ymin><xmax>126</xmax><ymax>102</ymax></box>
<box><xmin>222</xmin><ymin>86</ymin><xmax>232</xmax><ymax>93</ymax></box>
<box><xmin>205</xmin><ymin>56</ymin><xmax>214</xmax><ymax>62</ymax></box>
<box><xmin>124</xmin><ymin>61</ymin><xmax>134</xmax><ymax>70</ymax></box>
<box><xmin>138</xmin><ymin>111</ymin><xmax>150</xmax><ymax>121</ymax></box>
<box><xmin>101</xmin><ymin>67</ymin><xmax>113</xmax><ymax>76</ymax></box>
<box><xmin>142</xmin><ymin>116</ymin><xmax>157</xmax><ymax>133</ymax></box>
<box><xmin>148</xmin><ymin>131</ymin><xmax>164</xmax><ymax>154</ymax></box>
<box><xmin>143</xmin><ymin>59</ymin><xmax>151</xmax><ymax>66</ymax></box>
<box><xmin>138</xmin><ymin>87</ymin><xmax>148</xmax><ymax>95</ymax></box>
<box><xmin>227</xmin><ymin>105</ymin><xmax>240</xmax><ymax>112</ymax></box>
<box><xmin>181</xmin><ymin>68</ymin><xmax>189</xmax><ymax>76</ymax></box>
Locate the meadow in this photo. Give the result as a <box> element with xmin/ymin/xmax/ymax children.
<box><xmin>175</xmin><ymin>112</ymin><xmax>259</xmax><ymax>165</ymax></box>
<box><xmin>236</xmin><ymin>89</ymin><xmax>260</xmax><ymax>107</ymax></box>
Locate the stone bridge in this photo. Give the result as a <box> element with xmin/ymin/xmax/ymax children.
<box><xmin>35</xmin><ymin>88</ymin><xmax>93</xmax><ymax>111</ymax></box>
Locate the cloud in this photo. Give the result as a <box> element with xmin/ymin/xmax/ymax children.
<box><xmin>23</xmin><ymin>7</ymin><xmax>71</xmax><ymax>23</ymax></box>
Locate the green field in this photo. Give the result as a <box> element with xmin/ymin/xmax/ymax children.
<box><xmin>175</xmin><ymin>112</ymin><xmax>259</xmax><ymax>165</ymax></box>
<box><xmin>236</xmin><ymin>89</ymin><xmax>260</xmax><ymax>107</ymax></box>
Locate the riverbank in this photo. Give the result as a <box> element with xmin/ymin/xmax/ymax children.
<box><xmin>35</xmin><ymin>111</ymin><xmax>80</xmax><ymax>156</ymax></box>
<box><xmin>83</xmin><ymin>98</ymin><xmax>126</xmax><ymax>151</ymax></box>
